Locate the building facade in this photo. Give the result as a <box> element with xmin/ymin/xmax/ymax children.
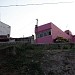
<box><xmin>0</xmin><ymin>21</ymin><xmax>11</xmax><ymax>37</ymax></box>
<box><xmin>9</xmin><ymin>35</ymin><xmax>34</xmax><ymax>44</ymax></box>
<box><xmin>0</xmin><ymin>21</ymin><xmax>11</xmax><ymax>42</ymax></box>
<box><xmin>35</xmin><ymin>22</ymin><xmax>73</xmax><ymax>44</ymax></box>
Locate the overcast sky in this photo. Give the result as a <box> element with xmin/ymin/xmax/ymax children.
<box><xmin>0</xmin><ymin>0</ymin><xmax>75</xmax><ymax>38</ymax></box>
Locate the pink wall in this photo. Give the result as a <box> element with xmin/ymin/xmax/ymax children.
<box><xmin>71</xmin><ymin>35</ymin><xmax>75</xmax><ymax>43</ymax></box>
<box><xmin>35</xmin><ymin>23</ymin><xmax>52</xmax><ymax>44</ymax></box>
<box><xmin>35</xmin><ymin>35</ymin><xmax>52</xmax><ymax>44</ymax></box>
<box><xmin>35</xmin><ymin>23</ymin><xmax>51</xmax><ymax>33</ymax></box>
<box><xmin>51</xmin><ymin>23</ymin><xmax>70</xmax><ymax>40</ymax></box>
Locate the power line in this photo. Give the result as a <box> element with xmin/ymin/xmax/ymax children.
<box><xmin>0</xmin><ymin>1</ymin><xmax>74</xmax><ymax>7</ymax></box>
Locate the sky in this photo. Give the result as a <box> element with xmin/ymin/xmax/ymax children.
<box><xmin>0</xmin><ymin>0</ymin><xmax>75</xmax><ymax>38</ymax></box>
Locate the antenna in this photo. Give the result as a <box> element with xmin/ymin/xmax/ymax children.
<box><xmin>66</xmin><ymin>24</ymin><xmax>68</xmax><ymax>30</ymax></box>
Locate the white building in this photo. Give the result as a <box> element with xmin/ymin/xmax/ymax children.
<box><xmin>0</xmin><ymin>21</ymin><xmax>11</xmax><ymax>37</ymax></box>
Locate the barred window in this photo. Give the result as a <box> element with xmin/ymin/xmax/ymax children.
<box><xmin>36</xmin><ymin>29</ymin><xmax>52</xmax><ymax>38</ymax></box>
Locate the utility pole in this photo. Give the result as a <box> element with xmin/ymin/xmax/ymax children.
<box><xmin>36</xmin><ymin>19</ymin><xmax>38</xmax><ymax>26</ymax></box>
<box><xmin>35</xmin><ymin>19</ymin><xmax>38</xmax><ymax>44</ymax></box>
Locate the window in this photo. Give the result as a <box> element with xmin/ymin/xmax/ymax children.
<box><xmin>44</xmin><ymin>32</ymin><xmax>47</xmax><ymax>36</ymax></box>
<box><xmin>46</xmin><ymin>30</ymin><xmax>51</xmax><ymax>36</ymax></box>
<box><xmin>36</xmin><ymin>33</ymin><xmax>43</xmax><ymax>38</ymax></box>
<box><xmin>36</xmin><ymin>29</ymin><xmax>52</xmax><ymax>38</ymax></box>
<box><xmin>40</xmin><ymin>33</ymin><xmax>43</xmax><ymax>37</ymax></box>
<box><xmin>48</xmin><ymin>30</ymin><xmax>51</xmax><ymax>35</ymax></box>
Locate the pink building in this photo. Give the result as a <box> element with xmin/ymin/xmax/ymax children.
<box><xmin>71</xmin><ymin>35</ymin><xmax>75</xmax><ymax>43</ymax></box>
<box><xmin>35</xmin><ymin>22</ymin><xmax>73</xmax><ymax>44</ymax></box>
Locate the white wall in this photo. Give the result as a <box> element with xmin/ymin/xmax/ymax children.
<box><xmin>0</xmin><ymin>21</ymin><xmax>11</xmax><ymax>36</ymax></box>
